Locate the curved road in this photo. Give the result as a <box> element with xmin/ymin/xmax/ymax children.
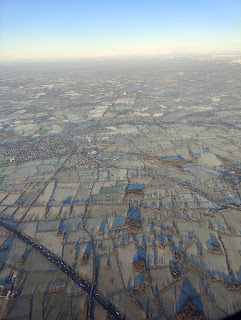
<box><xmin>0</xmin><ymin>218</ymin><xmax>125</xmax><ymax>320</ymax></box>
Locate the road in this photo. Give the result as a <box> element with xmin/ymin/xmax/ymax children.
<box><xmin>0</xmin><ymin>218</ymin><xmax>125</xmax><ymax>320</ymax></box>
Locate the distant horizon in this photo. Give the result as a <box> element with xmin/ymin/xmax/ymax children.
<box><xmin>0</xmin><ymin>51</ymin><xmax>241</xmax><ymax>65</ymax></box>
<box><xmin>1</xmin><ymin>0</ymin><xmax>241</xmax><ymax>62</ymax></box>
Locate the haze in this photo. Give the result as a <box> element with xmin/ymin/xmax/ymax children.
<box><xmin>0</xmin><ymin>0</ymin><xmax>241</xmax><ymax>61</ymax></box>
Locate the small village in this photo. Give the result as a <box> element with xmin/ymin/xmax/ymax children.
<box><xmin>0</xmin><ymin>56</ymin><xmax>241</xmax><ymax>319</ymax></box>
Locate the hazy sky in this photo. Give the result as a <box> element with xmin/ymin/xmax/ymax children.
<box><xmin>1</xmin><ymin>0</ymin><xmax>241</xmax><ymax>61</ymax></box>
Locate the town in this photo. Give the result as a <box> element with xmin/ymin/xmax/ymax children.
<box><xmin>0</xmin><ymin>55</ymin><xmax>241</xmax><ymax>319</ymax></box>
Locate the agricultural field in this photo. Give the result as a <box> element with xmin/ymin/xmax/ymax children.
<box><xmin>0</xmin><ymin>56</ymin><xmax>241</xmax><ymax>319</ymax></box>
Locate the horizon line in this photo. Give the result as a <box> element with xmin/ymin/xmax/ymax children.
<box><xmin>0</xmin><ymin>51</ymin><xmax>241</xmax><ymax>64</ymax></box>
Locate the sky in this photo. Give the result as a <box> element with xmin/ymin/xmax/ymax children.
<box><xmin>0</xmin><ymin>0</ymin><xmax>241</xmax><ymax>61</ymax></box>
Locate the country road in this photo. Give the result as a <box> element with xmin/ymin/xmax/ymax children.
<box><xmin>0</xmin><ymin>218</ymin><xmax>125</xmax><ymax>320</ymax></box>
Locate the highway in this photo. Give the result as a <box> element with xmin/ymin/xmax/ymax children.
<box><xmin>0</xmin><ymin>218</ymin><xmax>125</xmax><ymax>320</ymax></box>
